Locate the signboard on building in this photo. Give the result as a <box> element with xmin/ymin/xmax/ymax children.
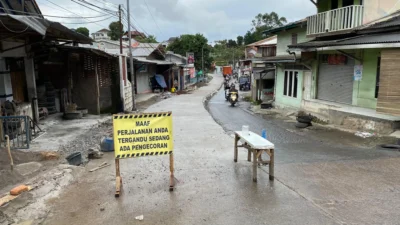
<box><xmin>354</xmin><ymin>65</ymin><xmax>363</xmax><ymax>81</ymax></box>
<box><xmin>322</xmin><ymin>54</ymin><xmax>347</xmax><ymax>65</ymax></box>
<box><xmin>186</xmin><ymin>52</ymin><xmax>195</xmax><ymax>66</ymax></box>
<box><xmin>189</xmin><ymin>67</ymin><xmax>195</xmax><ymax>78</ymax></box>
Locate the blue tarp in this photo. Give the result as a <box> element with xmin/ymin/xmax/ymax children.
<box><xmin>155</xmin><ymin>74</ymin><xmax>167</xmax><ymax>88</ymax></box>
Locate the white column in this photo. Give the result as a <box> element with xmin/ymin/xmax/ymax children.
<box><xmin>0</xmin><ymin>58</ymin><xmax>13</xmax><ymax>103</ymax></box>
<box><xmin>24</xmin><ymin>57</ymin><xmax>39</xmax><ymax>122</ymax></box>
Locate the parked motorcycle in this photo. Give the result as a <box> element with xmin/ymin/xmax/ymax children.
<box><xmin>229</xmin><ymin>91</ymin><xmax>238</xmax><ymax>106</ymax></box>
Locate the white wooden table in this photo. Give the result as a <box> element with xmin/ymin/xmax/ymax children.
<box><xmin>234</xmin><ymin>131</ymin><xmax>275</xmax><ymax>182</ymax></box>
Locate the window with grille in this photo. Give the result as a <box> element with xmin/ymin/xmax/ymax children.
<box><xmin>283</xmin><ymin>70</ymin><xmax>298</xmax><ymax>98</ymax></box>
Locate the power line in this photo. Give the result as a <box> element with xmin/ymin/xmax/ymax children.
<box><xmin>43</xmin><ymin>0</ymin><xmax>114</xmax><ymax>29</ymax></box>
<box><xmin>0</xmin><ymin>19</ymin><xmax>29</xmax><ymax>33</ymax></box>
<box><xmin>143</xmin><ymin>0</ymin><xmax>163</xmax><ymax>36</ymax></box>
<box><xmin>62</xmin><ymin>15</ymin><xmax>114</xmax><ymax>24</ymax></box>
<box><xmin>0</xmin><ymin>6</ymin><xmax>109</xmax><ymax>18</ymax></box>
<box><xmin>71</xmin><ymin>0</ymin><xmax>117</xmax><ymax>16</ymax></box>
<box><xmin>75</xmin><ymin>0</ymin><xmax>117</xmax><ymax>14</ymax></box>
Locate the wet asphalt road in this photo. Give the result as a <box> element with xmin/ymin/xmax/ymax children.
<box><xmin>208</xmin><ymin>84</ymin><xmax>400</xmax><ymax>224</ymax></box>
<box><xmin>208</xmin><ymin>87</ymin><xmax>399</xmax><ymax>164</ymax></box>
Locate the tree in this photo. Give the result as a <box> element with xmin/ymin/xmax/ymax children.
<box><xmin>227</xmin><ymin>39</ymin><xmax>237</xmax><ymax>48</ymax></box>
<box><xmin>108</xmin><ymin>21</ymin><xmax>124</xmax><ymax>41</ymax></box>
<box><xmin>212</xmin><ymin>39</ymin><xmax>245</xmax><ymax>66</ymax></box>
<box><xmin>167</xmin><ymin>34</ymin><xmax>213</xmax><ymax>70</ymax></box>
<box><xmin>135</xmin><ymin>34</ymin><xmax>158</xmax><ymax>43</ymax></box>
<box><xmin>251</xmin><ymin>12</ymin><xmax>287</xmax><ymax>31</ymax></box>
<box><xmin>244</xmin><ymin>11</ymin><xmax>287</xmax><ymax>45</ymax></box>
<box><xmin>244</xmin><ymin>31</ymin><xmax>257</xmax><ymax>45</ymax></box>
<box><xmin>76</xmin><ymin>27</ymin><xmax>89</xmax><ymax>37</ymax></box>
<box><xmin>237</xmin><ymin>36</ymin><xmax>244</xmax><ymax>46</ymax></box>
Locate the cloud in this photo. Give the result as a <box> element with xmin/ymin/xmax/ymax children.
<box><xmin>38</xmin><ymin>0</ymin><xmax>316</xmax><ymax>42</ymax></box>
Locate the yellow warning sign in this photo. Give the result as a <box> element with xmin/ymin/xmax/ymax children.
<box><xmin>113</xmin><ymin>112</ymin><xmax>173</xmax><ymax>159</ymax></box>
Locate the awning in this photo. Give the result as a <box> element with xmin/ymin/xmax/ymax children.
<box><xmin>133</xmin><ymin>57</ymin><xmax>174</xmax><ymax>65</ymax></box>
<box><xmin>58</xmin><ymin>46</ymin><xmax>114</xmax><ymax>58</ymax></box>
<box><xmin>289</xmin><ymin>32</ymin><xmax>400</xmax><ymax>50</ymax></box>
<box><xmin>0</xmin><ymin>14</ymin><xmax>92</xmax><ymax>44</ymax></box>
<box><xmin>252</xmin><ymin>55</ymin><xmax>296</xmax><ymax>63</ymax></box>
<box><xmin>253</xmin><ymin>68</ymin><xmax>275</xmax><ymax>74</ymax></box>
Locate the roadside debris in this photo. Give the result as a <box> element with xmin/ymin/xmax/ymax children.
<box><xmin>135</xmin><ymin>215</ymin><xmax>144</xmax><ymax>221</ymax></box>
<box><xmin>88</xmin><ymin>148</ymin><xmax>104</xmax><ymax>159</ymax></box>
<box><xmin>0</xmin><ymin>185</ymin><xmax>32</xmax><ymax>207</ymax></box>
<box><xmin>40</xmin><ymin>151</ymin><xmax>60</xmax><ymax>160</ymax></box>
<box><xmin>10</xmin><ymin>185</ymin><xmax>30</xmax><ymax>196</ymax></box>
<box><xmin>355</xmin><ymin>131</ymin><xmax>375</xmax><ymax>138</ymax></box>
<box><xmin>65</xmin><ymin>152</ymin><xmax>83</xmax><ymax>166</ymax></box>
<box><xmin>100</xmin><ymin>137</ymin><xmax>114</xmax><ymax>152</ymax></box>
<box><xmin>89</xmin><ymin>162</ymin><xmax>110</xmax><ymax>172</ymax></box>
<box><xmin>160</xmin><ymin>91</ymin><xmax>172</xmax><ymax>99</ymax></box>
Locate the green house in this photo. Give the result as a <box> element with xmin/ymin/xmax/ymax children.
<box><xmin>262</xmin><ymin>0</ymin><xmax>400</xmax><ymax>134</ymax></box>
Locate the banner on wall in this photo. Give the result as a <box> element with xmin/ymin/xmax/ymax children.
<box><xmin>354</xmin><ymin>65</ymin><xmax>363</xmax><ymax>81</ymax></box>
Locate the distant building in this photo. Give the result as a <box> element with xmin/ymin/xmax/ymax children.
<box><xmin>123</xmin><ymin>31</ymin><xmax>146</xmax><ymax>41</ymax></box>
<box><xmin>161</xmin><ymin>37</ymin><xmax>178</xmax><ymax>48</ymax></box>
<box><xmin>91</xmin><ymin>29</ymin><xmax>110</xmax><ymax>41</ymax></box>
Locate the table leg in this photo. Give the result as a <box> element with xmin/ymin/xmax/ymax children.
<box><xmin>247</xmin><ymin>149</ymin><xmax>251</xmax><ymax>162</ymax></box>
<box><xmin>269</xmin><ymin>148</ymin><xmax>274</xmax><ymax>181</ymax></box>
<box><xmin>234</xmin><ymin>134</ymin><xmax>239</xmax><ymax>162</ymax></box>
<box><xmin>253</xmin><ymin>149</ymin><xmax>257</xmax><ymax>182</ymax></box>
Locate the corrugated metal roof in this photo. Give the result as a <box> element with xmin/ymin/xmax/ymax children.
<box><xmin>133</xmin><ymin>57</ymin><xmax>173</xmax><ymax>65</ymax></box>
<box><xmin>358</xmin><ymin>11</ymin><xmax>400</xmax><ymax>31</ymax></box>
<box><xmin>0</xmin><ymin>14</ymin><xmax>92</xmax><ymax>44</ymax></box>
<box><xmin>247</xmin><ymin>36</ymin><xmax>277</xmax><ymax>47</ymax></box>
<box><xmin>252</xmin><ymin>55</ymin><xmax>296</xmax><ymax>63</ymax></box>
<box><xmin>289</xmin><ymin>32</ymin><xmax>400</xmax><ymax>49</ymax></box>
<box><xmin>263</xmin><ymin>18</ymin><xmax>307</xmax><ymax>35</ymax></box>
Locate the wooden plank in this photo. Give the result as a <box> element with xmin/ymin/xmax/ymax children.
<box><xmin>0</xmin><ymin>194</ymin><xmax>18</xmax><ymax>207</ymax></box>
<box><xmin>269</xmin><ymin>149</ymin><xmax>274</xmax><ymax>181</ymax></box>
<box><xmin>253</xmin><ymin>149</ymin><xmax>257</xmax><ymax>182</ymax></box>
<box><xmin>377</xmin><ymin>102</ymin><xmax>400</xmax><ymax>110</ymax></box>
<box><xmin>376</xmin><ymin>107</ymin><xmax>400</xmax><ymax>116</ymax></box>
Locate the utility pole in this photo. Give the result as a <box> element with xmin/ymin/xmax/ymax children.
<box><xmin>232</xmin><ymin>50</ymin><xmax>235</xmax><ymax>69</ymax></box>
<box><xmin>118</xmin><ymin>5</ymin><xmax>123</xmax><ymax>54</ymax></box>
<box><xmin>127</xmin><ymin>0</ymin><xmax>137</xmax><ymax>111</ymax></box>
<box><xmin>202</xmin><ymin>46</ymin><xmax>204</xmax><ymax>74</ymax></box>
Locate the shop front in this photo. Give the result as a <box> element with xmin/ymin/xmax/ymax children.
<box><xmin>317</xmin><ymin>54</ymin><xmax>355</xmax><ymax>105</ymax></box>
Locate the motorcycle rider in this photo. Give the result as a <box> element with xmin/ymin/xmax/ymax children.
<box><xmin>228</xmin><ymin>83</ymin><xmax>239</xmax><ymax>100</ymax></box>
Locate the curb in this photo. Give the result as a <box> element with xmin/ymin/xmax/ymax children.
<box><xmin>202</xmin><ymin>79</ymin><xmax>224</xmax><ymax>106</ymax></box>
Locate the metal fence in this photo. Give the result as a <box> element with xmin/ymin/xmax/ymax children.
<box><xmin>0</xmin><ymin>116</ymin><xmax>42</xmax><ymax>149</ymax></box>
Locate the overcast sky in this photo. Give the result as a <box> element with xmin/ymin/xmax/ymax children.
<box><xmin>38</xmin><ymin>0</ymin><xmax>316</xmax><ymax>42</ymax></box>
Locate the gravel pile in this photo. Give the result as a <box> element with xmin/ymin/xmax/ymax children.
<box><xmin>58</xmin><ymin>119</ymin><xmax>113</xmax><ymax>164</ymax></box>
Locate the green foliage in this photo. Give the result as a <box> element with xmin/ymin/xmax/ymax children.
<box><xmin>136</xmin><ymin>34</ymin><xmax>158</xmax><ymax>43</ymax></box>
<box><xmin>227</xmin><ymin>39</ymin><xmax>237</xmax><ymax>48</ymax></box>
<box><xmin>76</xmin><ymin>27</ymin><xmax>89</xmax><ymax>37</ymax></box>
<box><xmin>167</xmin><ymin>34</ymin><xmax>213</xmax><ymax>70</ymax></box>
<box><xmin>244</xmin><ymin>12</ymin><xmax>287</xmax><ymax>45</ymax></box>
<box><xmin>212</xmin><ymin>40</ymin><xmax>245</xmax><ymax>66</ymax></box>
<box><xmin>237</xmin><ymin>36</ymin><xmax>244</xmax><ymax>46</ymax></box>
<box><xmin>108</xmin><ymin>21</ymin><xmax>124</xmax><ymax>41</ymax></box>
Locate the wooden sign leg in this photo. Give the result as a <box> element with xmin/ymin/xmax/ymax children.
<box><xmin>115</xmin><ymin>159</ymin><xmax>122</xmax><ymax>197</ymax></box>
<box><xmin>169</xmin><ymin>153</ymin><xmax>175</xmax><ymax>191</ymax></box>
